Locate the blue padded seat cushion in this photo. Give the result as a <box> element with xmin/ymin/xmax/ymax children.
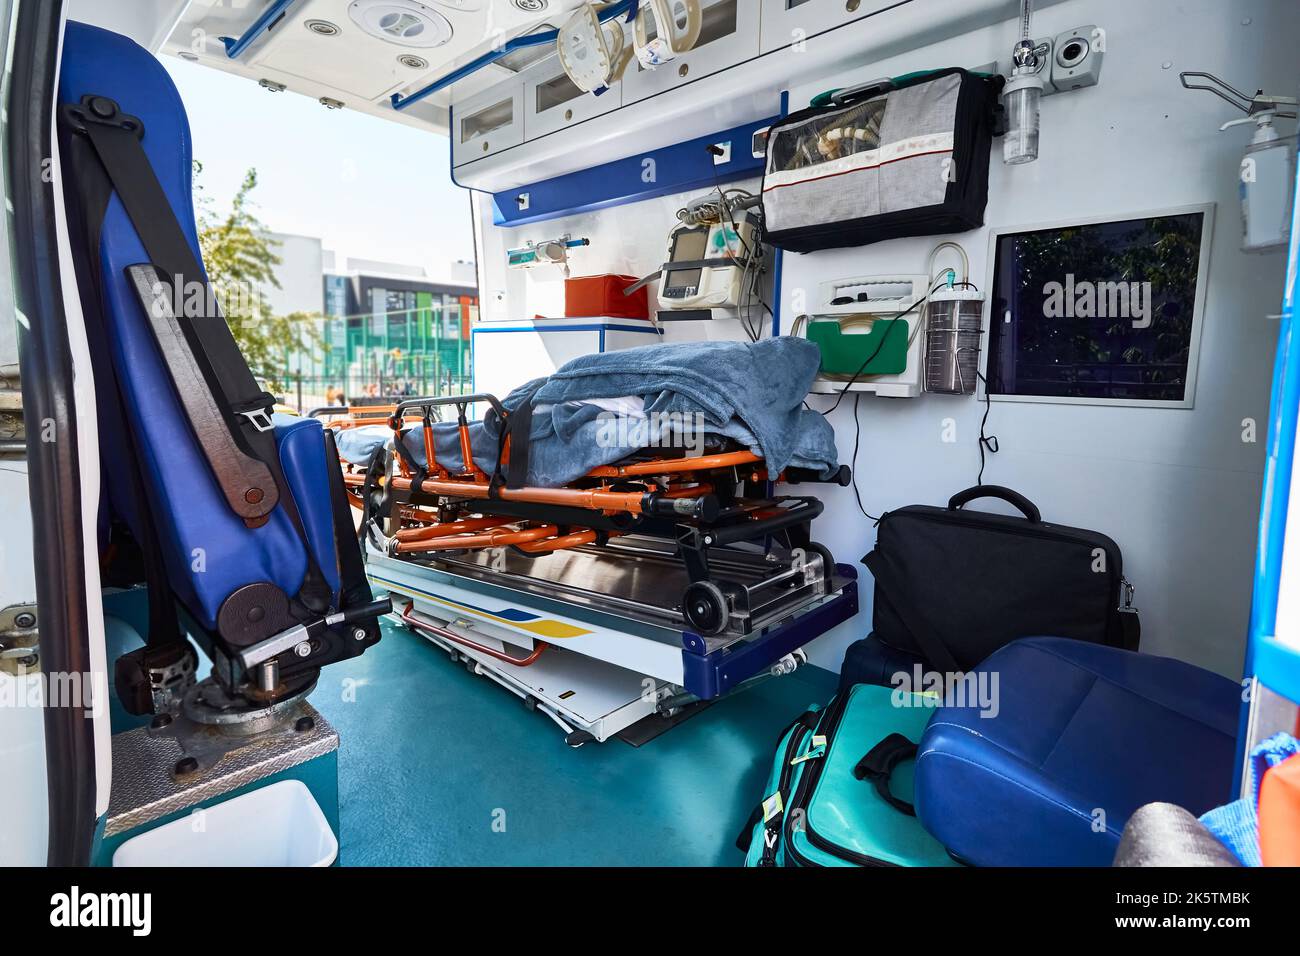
<box><xmin>914</xmin><ymin>637</ymin><xmax>1239</xmax><ymax>867</ymax></box>
<box><xmin>60</xmin><ymin>22</ymin><xmax>339</xmax><ymax>628</ymax></box>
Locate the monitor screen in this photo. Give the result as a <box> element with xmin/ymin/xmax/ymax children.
<box><xmin>663</xmin><ymin>227</ymin><xmax>709</xmax><ymax>298</ymax></box>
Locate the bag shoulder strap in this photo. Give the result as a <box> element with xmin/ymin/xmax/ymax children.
<box><xmin>862</xmin><ymin>549</ymin><xmax>961</xmax><ymax>674</ymax></box>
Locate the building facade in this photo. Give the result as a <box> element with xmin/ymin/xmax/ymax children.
<box><xmin>320</xmin><ymin>263</ymin><xmax>478</xmax><ymax>401</ymax></box>
<box><xmin>258</xmin><ymin>234</ymin><xmax>478</xmax><ymax>405</ymax></box>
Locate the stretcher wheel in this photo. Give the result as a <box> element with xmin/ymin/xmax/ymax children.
<box><xmin>683</xmin><ymin>581</ymin><xmax>730</xmax><ymax>636</ymax></box>
<box><xmin>565</xmin><ymin>730</ymin><xmax>595</xmax><ymax>748</ymax></box>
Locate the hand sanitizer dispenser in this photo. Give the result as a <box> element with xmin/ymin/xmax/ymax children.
<box><xmin>1223</xmin><ymin>111</ymin><xmax>1296</xmax><ymax>253</ymax></box>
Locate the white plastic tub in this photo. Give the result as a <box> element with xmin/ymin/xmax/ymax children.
<box><xmin>113</xmin><ymin>779</ymin><xmax>338</xmax><ymax>867</ymax></box>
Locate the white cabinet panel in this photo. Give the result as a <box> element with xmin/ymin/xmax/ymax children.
<box><xmin>760</xmin><ymin>0</ymin><xmax>906</xmax><ymax>55</ymax></box>
<box><xmin>522</xmin><ymin>55</ymin><xmax>624</xmax><ymax>141</ymax></box>
<box><xmin>452</xmin><ymin>82</ymin><xmax>525</xmax><ymax>166</ymax></box>
<box><xmin>622</xmin><ymin>0</ymin><xmax>760</xmax><ymax>105</ymax></box>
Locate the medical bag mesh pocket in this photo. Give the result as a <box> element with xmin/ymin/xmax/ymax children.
<box><xmin>762</xmin><ymin>69</ymin><xmax>1003</xmax><ymax>254</ymax></box>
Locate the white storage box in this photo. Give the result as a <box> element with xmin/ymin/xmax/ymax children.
<box><xmin>112</xmin><ymin>780</ymin><xmax>338</xmax><ymax>867</ymax></box>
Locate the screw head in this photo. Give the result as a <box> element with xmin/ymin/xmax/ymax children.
<box><xmin>353</xmin><ymin>628</ymin><xmax>367</xmax><ymax>642</ymax></box>
<box><xmin>294</xmin><ymin>641</ymin><xmax>312</xmax><ymax>658</ymax></box>
<box><xmin>174</xmin><ymin>756</ymin><xmax>199</xmax><ymax>776</ymax></box>
<box><xmin>14</xmin><ymin>612</ymin><xmax>35</xmax><ymax>629</ymax></box>
<box><xmin>244</xmin><ymin>488</ymin><xmax>265</xmax><ymax>505</ymax></box>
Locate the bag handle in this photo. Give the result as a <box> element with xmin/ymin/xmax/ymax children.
<box><xmin>853</xmin><ymin>733</ymin><xmax>919</xmax><ymax>816</ymax></box>
<box><xmin>947</xmin><ymin>484</ymin><xmax>1042</xmax><ymax>524</ymax></box>
<box><xmin>829</xmin><ymin>77</ymin><xmax>895</xmax><ymax>107</ymax></box>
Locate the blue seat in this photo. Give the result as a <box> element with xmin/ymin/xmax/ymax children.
<box><xmin>914</xmin><ymin>637</ymin><xmax>1240</xmax><ymax>866</ymax></box>
<box><xmin>58</xmin><ymin>22</ymin><xmax>381</xmax><ymax>708</ymax></box>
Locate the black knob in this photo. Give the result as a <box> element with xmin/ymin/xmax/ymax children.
<box><xmin>88</xmin><ymin>96</ymin><xmax>116</xmax><ymax>119</ymax></box>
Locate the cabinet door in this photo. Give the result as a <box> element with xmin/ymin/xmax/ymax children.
<box><xmin>522</xmin><ymin>53</ymin><xmax>624</xmax><ymax>140</ymax></box>
<box><xmin>452</xmin><ymin>82</ymin><xmax>525</xmax><ymax>166</ymax></box>
<box><xmin>760</xmin><ymin>0</ymin><xmax>905</xmax><ymax>55</ymax></box>
<box><xmin>622</xmin><ymin>0</ymin><xmax>761</xmax><ymax>105</ymax></box>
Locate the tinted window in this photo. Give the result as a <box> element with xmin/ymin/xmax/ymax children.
<box><xmin>987</xmin><ymin>212</ymin><xmax>1206</xmax><ymax>402</ymax></box>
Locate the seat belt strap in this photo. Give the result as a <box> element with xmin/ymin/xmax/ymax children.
<box><xmin>64</xmin><ymin>97</ymin><xmax>275</xmax><ymax>474</ymax></box>
<box><xmin>63</xmin><ymin>94</ymin><xmax>332</xmax><ymax>613</ymax></box>
<box><xmin>504</xmin><ymin>401</ymin><xmax>533</xmax><ymax>490</ymax></box>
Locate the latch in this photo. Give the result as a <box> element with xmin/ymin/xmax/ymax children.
<box><xmin>0</xmin><ymin>603</ymin><xmax>39</xmax><ymax>667</ymax></box>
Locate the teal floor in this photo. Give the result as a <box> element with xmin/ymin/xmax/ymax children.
<box><xmin>311</xmin><ymin>619</ymin><xmax>838</xmax><ymax>866</ymax></box>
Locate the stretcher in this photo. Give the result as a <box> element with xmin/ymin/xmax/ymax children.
<box><xmin>320</xmin><ymin>393</ymin><xmax>859</xmax><ymax>744</ymax></box>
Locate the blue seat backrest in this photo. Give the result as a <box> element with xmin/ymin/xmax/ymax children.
<box><xmin>59</xmin><ymin>22</ymin><xmax>339</xmax><ymax>631</ymax></box>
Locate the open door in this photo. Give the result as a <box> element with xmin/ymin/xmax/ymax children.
<box><xmin>1239</xmin><ymin>132</ymin><xmax>1300</xmax><ymax>790</ymax></box>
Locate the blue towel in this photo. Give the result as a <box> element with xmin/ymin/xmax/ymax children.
<box><xmin>1200</xmin><ymin>731</ymin><xmax>1300</xmax><ymax>866</ymax></box>
<box><xmin>402</xmin><ymin>337</ymin><xmax>838</xmax><ymax>487</ymax></box>
<box><xmin>334</xmin><ymin>424</ymin><xmax>392</xmax><ymax>466</ymax></box>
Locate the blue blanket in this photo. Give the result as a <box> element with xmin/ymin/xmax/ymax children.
<box><xmin>395</xmin><ymin>337</ymin><xmax>838</xmax><ymax>487</ymax></box>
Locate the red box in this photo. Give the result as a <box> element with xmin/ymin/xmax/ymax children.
<box><xmin>564</xmin><ymin>274</ymin><xmax>650</xmax><ymax>320</ymax></box>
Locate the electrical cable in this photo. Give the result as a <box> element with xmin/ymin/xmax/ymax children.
<box><xmin>975</xmin><ymin>369</ymin><xmax>999</xmax><ymax>485</ymax></box>
<box><xmin>850</xmin><ymin>392</ymin><xmax>880</xmax><ymax>522</ymax></box>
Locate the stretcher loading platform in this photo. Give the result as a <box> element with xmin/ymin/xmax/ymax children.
<box><xmin>366</xmin><ymin>539</ymin><xmax>857</xmax><ymax>744</ymax></box>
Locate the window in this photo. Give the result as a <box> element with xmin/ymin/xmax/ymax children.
<box><xmin>536</xmin><ymin>70</ymin><xmax>584</xmax><ymax>114</ymax></box>
<box><xmin>986</xmin><ymin>207</ymin><xmax>1213</xmax><ymax>407</ymax></box>
<box><xmin>460</xmin><ymin>97</ymin><xmax>513</xmax><ymax>144</ymax></box>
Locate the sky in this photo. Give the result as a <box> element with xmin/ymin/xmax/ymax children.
<box><xmin>163</xmin><ymin>56</ymin><xmax>477</xmax><ymax>281</ymax></box>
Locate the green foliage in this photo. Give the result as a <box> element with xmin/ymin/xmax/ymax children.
<box><xmin>194</xmin><ymin>163</ymin><xmax>322</xmax><ymax>393</ymax></box>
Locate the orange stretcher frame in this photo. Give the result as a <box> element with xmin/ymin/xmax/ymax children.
<box><xmin>319</xmin><ymin>393</ymin><xmax>806</xmax><ymax>558</ymax></box>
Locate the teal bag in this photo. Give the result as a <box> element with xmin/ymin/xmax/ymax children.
<box><xmin>741</xmin><ymin>683</ymin><xmax>960</xmax><ymax>867</ymax></box>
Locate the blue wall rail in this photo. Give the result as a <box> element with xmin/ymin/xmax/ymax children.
<box><xmin>1236</xmin><ymin>152</ymin><xmax>1300</xmax><ymax>788</ymax></box>
<box><xmin>392</xmin><ymin>0</ymin><xmax>638</xmax><ymax>112</ymax></box>
<box><xmin>489</xmin><ymin>116</ymin><xmax>777</xmax><ymax>227</ymax></box>
<box><xmin>220</xmin><ymin>0</ymin><xmax>301</xmax><ymax>59</ymax></box>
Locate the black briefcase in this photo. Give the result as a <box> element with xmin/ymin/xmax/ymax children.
<box><xmin>860</xmin><ymin>485</ymin><xmax>1139</xmax><ymax>673</ymax></box>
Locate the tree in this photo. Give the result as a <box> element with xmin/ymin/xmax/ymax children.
<box><xmin>193</xmin><ymin>163</ymin><xmax>323</xmax><ymax>394</ymax></box>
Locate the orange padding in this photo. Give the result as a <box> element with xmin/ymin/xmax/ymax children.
<box><xmin>1259</xmin><ymin>752</ymin><xmax>1300</xmax><ymax>866</ymax></box>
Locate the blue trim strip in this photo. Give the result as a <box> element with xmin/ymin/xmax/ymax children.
<box><xmin>770</xmin><ymin>91</ymin><xmax>787</xmax><ymax>337</ymax></box>
<box><xmin>680</xmin><ymin>568</ymin><xmax>859</xmax><ymax>700</ymax></box>
<box><xmin>221</xmin><ymin>0</ymin><xmax>300</xmax><ymax>59</ymax></box>
<box><xmin>392</xmin><ymin>0</ymin><xmax>635</xmax><ymax>112</ymax></box>
<box><xmin>1235</xmin><ymin>150</ymin><xmax>1300</xmax><ymax>787</ymax></box>
<box><xmin>490</xmin><ymin>117</ymin><xmax>778</xmax><ymax>227</ymax></box>
<box><xmin>1256</xmin><ymin>637</ymin><xmax>1300</xmax><ymax>709</ymax></box>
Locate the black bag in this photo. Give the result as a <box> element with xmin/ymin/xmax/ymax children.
<box><xmin>860</xmin><ymin>485</ymin><xmax>1139</xmax><ymax>673</ymax></box>
<box><xmin>761</xmin><ymin>69</ymin><xmax>1004</xmax><ymax>254</ymax></box>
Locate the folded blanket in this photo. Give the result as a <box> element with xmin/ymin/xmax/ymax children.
<box><xmin>400</xmin><ymin>337</ymin><xmax>838</xmax><ymax>487</ymax></box>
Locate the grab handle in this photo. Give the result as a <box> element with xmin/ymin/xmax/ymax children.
<box><xmin>946</xmin><ymin>485</ymin><xmax>1041</xmax><ymax>523</ymax></box>
<box><xmin>393</xmin><ymin>393</ymin><xmax>506</xmax><ymax>420</ymax></box>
